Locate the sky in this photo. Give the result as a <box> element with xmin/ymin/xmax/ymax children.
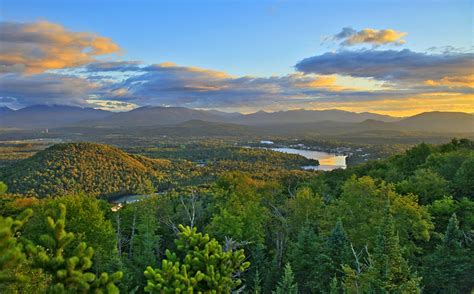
<box><xmin>0</xmin><ymin>0</ymin><xmax>472</xmax><ymax>116</ymax></box>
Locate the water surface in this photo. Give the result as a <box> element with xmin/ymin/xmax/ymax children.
<box><xmin>270</xmin><ymin>147</ymin><xmax>347</xmax><ymax>171</ymax></box>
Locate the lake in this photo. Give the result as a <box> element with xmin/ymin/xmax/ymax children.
<box><xmin>270</xmin><ymin>147</ymin><xmax>347</xmax><ymax>171</ymax></box>
<box><xmin>110</xmin><ymin>193</ymin><xmax>157</xmax><ymax>204</ymax></box>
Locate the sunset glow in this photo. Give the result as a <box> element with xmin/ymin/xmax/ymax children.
<box><xmin>0</xmin><ymin>0</ymin><xmax>472</xmax><ymax>116</ymax></box>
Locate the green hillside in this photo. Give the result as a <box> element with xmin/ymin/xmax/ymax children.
<box><xmin>0</xmin><ymin>143</ymin><xmax>162</xmax><ymax>197</ymax></box>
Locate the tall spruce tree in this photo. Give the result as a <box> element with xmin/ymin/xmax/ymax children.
<box><xmin>423</xmin><ymin>213</ymin><xmax>474</xmax><ymax>293</ymax></box>
<box><xmin>273</xmin><ymin>263</ymin><xmax>298</xmax><ymax>294</ymax></box>
<box><xmin>367</xmin><ymin>206</ymin><xmax>421</xmax><ymax>293</ymax></box>
<box><xmin>327</xmin><ymin>220</ymin><xmax>352</xmax><ymax>279</ymax></box>
<box><xmin>287</xmin><ymin>224</ymin><xmax>331</xmax><ymax>292</ymax></box>
<box><xmin>127</xmin><ymin>209</ymin><xmax>160</xmax><ymax>290</ymax></box>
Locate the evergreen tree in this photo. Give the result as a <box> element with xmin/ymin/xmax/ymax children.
<box><xmin>0</xmin><ymin>209</ymin><xmax>32</xmax><ymax>283</ymax></box>
<box><xmin>326</xmin><ymin>220</ymin><xmax>352</xmax><ymax>280</ymax></box>
<box><xmin>144</xmin><ymin>225</ymin><xmax>250</xmax><ymax>293</ymax></box>
<box><xmin>127</xmin><ymin>207</ymin><xmax>160</xmax><ymax>289</ymax></box>
<box><xmin>367</xmin><ymin>206</ymin><xmax>421</xmax><ymax>293</ymax></box>
<box><xmin>24</xmin><ymin>204</ymin><xmax>123</xmax><ymax>293</ymax></box>
<box><xmin>329</xmin><ymin>276</ymin><xmax>340</xmax><ymax>294</ymax></box>
<box><xmin>252</xmin><ymin>269</ymin><xmax>262</xmax><ymax>294</ymax></box>
<box><xmin>453</xmin><ymin>157</ymin><xmax>474</xmax><ymax>198</ymax></box>
<box><xmin>273</xmin><ymin>263</ymin><xmax>298</xmax><ymax>294</ymax></box>
<box><xmin>443</xmin><ymin>213</ymin><xmax>463</xmax><ymax>247</ymax></box>
<box><xmin>287</xmin><ymin>224</ymin><xmax>330</xmax><ymax>292</ymax></box>
<box><xmin>249</xmin><ymin>244</ymin><xmax>266</xmax><ymax>294</ymax></box>
<box><xmin>423</xmin><ymin>213</ymin><xmax>474</xmax><ymax>293</ymax></box>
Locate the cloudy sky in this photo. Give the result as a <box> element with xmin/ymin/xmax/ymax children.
<box><xmin>0</xmin><ymin>0</ymin><xmax>472</xmax><ymax>116</ymax></box>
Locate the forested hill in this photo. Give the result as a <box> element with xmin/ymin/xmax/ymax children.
<box><xmin>0</xmin><ymin>143</ymin><xmax>162</xmax><ymax>197</ymax></box>
<box><xmin>0</xmin><ymin>142</ymin><xmax>317</xmax><ymax>198</ymax></box>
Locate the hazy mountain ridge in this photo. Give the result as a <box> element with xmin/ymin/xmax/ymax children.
<box><xmin>0</xmin><ymin>105</ymin><xmax>112</xmax><ymax>128</ymax></box>
<box><xmin>235</xmin><ymin>109</ymin><xmax>400</xmax><ymax>125</ymax></box>
<box><xmin>394</xmin><ymin>111</ymin><xmax>474</xmax><ymax>133</ymax></box>
<box><xmin>0</xmin><ymin>105</ymin><xmax>472</xmax><ymax>134</ymax></box>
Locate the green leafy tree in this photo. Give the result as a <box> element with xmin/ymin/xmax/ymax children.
<box><xmin>207</xmin><ymin>173</ymin><xmax>269</xmax><ymax>245</ymax></box>
<box><xmin>0</xmin><ymin>182</ymin><xmax>7</xmax><ymax>194</ymax></box>
<box><xmin>424</xmin><ymin>150</ymin><xmax>470</xmax><ymax>181</ymax></box>
<box><xmin>453</xmin><ymin>157</ymin><xmax>474</xmax><ymax>199</ymax></box>
<box><xmin>396</xmin><ymin>142</ymin><xmax>433</xmax><ymax>175</ymax></box>
<box><xmin>396</xmin><ymin>168</ymin><xmax>449</xmax><ymax>204</ymax></box>
<box><xmin>428</xmin><ymin>196</ymin><xmax>474</xmax><ymax>234</ymax></box>
<box><xmin>325</xmin><ymin>176</ymin><xmax>433</xmax><ymax>254</ymax></box>
<box><xmin>144</xmin><ymin>225</ymin><xmax>250</xmax><ymax>293</ymax></box>
<box><xmin>286</xmin><ymin>186</ymin><xmax>324</xmax><ymax>238</ymax></box>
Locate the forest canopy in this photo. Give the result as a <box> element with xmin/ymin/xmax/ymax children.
<box><xmin>0</xmin><ymin>138</ymin><xmax>473</xmax><ymax>293</ymax></box>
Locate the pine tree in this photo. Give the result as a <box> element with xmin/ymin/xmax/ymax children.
<box><xmin>252</xmin><ymin>268</ymin><xmax>262</xmax><ymax>294</ymax></box>
<box><xmin>128</xmin><ymin>208</ymin><xmax>160</xmax><ymax>288</ymax></box>
<box><xmin>368</xmin><ymin>206</ymin><xmax>421</xmax><ymax>293</ymax></box>
<box><xmin>327</xmin><ymin>220</ymin><xmax>352</xmax><ymax>279</ymax></box>
<box><xmin>0</xmin><ymin>209</ymin><xmax>32</xmax><ymax>283</ymax></box>
<box><xmin>287</xmin><ymin>224</ymin><xmax>331</xmax><ymax>292</ymax></box>
<box><xmin>329</xmin><ymin>276</ymin><xmax>340</xmax><ymax>294</ymax></box>
<box><xmin>144</xmin><ymin>225</ymin><xmax>250</xmax><ymax>293</ymax></box>
<box><xmin>249</xmin><ymin>243</ymin><xmax>266</xmax><ymax>294</ymax></box>
<box><xmin>423</xmin><ymin>213</ymin><xmax>474</xmax><ymax>293</ymax></box>
<box><xmin>24</xmin><ymin>204</ymin><xmax>123</xmax><ymax>293</ymax></box>
<box><xmin>443</xmin><ymin>213</ymin><xmax>462</xmax><ymax>248</ymax></box>
<box><xmin>273</xmin><ymin>263</ymin><xmax>298</xmax><ymax>294</ymax></box>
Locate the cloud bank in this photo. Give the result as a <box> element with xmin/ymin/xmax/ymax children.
<box><xmin>0</xmin><ymin>73</ymin><xmax>98</xmax><ymax>108</ymax></box>
<box><xmin>0</xmin><ymin>21</ymin><xmax>472</xmax><ymax>115</ymax></box>
<box><xmin>295</xmin><ymin>49</ymin><xmax>474</xmax><ymax>85</ymax></box>
<box><xmin>0</xmin><ymin>20</ymin><xmax>120</xmax><ymax>74</ymax></box>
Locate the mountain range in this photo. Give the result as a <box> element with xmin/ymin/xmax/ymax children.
<box><xmin>0</xmin><ymin>105</ymin><xmax>473</xmax><ymax>133</ymax></box>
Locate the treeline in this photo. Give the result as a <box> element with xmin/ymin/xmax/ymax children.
<box><xmin>0</xmin><ymin>139</ymin><xmax>473</xmax><ymax>292</ymax></box>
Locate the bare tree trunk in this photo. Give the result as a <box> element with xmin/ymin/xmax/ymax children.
<box><xmin>116</xmin><ymin>213</ymin><xmax>122</xmax><ymax>258</ymax></box>
<box><xmin>267</xmin><ymin>202</ymin><xmax>288</xmax><ymax>269</ymax></box>
<box><xmin>275</xmin><ymin>232</ymin><xmax>285</xmax><ymax>268</ymax></box>
<box><xmin>180</xmin><ymin>192</ymin><xmax>197</xmax><ymax>229</ymax></box>
<box><xmin>349</xmin><ymin>242</ymin><xmax>368</xmax><ymax>294</ymax></box>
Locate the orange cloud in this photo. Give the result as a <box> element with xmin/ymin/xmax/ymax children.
<box><xmin>295</xmin><ymin>75</ymin><xmax>337</xmax><ymax>88</ymax></box>
<box><xmin>425</xmin><ymin>74</ymin><xmax>474</xmax><ymax>88</ymax></box>
<box><xmin>0</xmin><ymin>20</ymin><xmax>121</xmax><ymax>73</ymax></box>
<box><xmin>292</xmin><ymin>74</ymin><xmax>381</xmax><ymax>92</ymax></box>
<box><xmin>334</xmin><ymin>27</ymin><xmax>407</xmax><ymax>46</ymax></box>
